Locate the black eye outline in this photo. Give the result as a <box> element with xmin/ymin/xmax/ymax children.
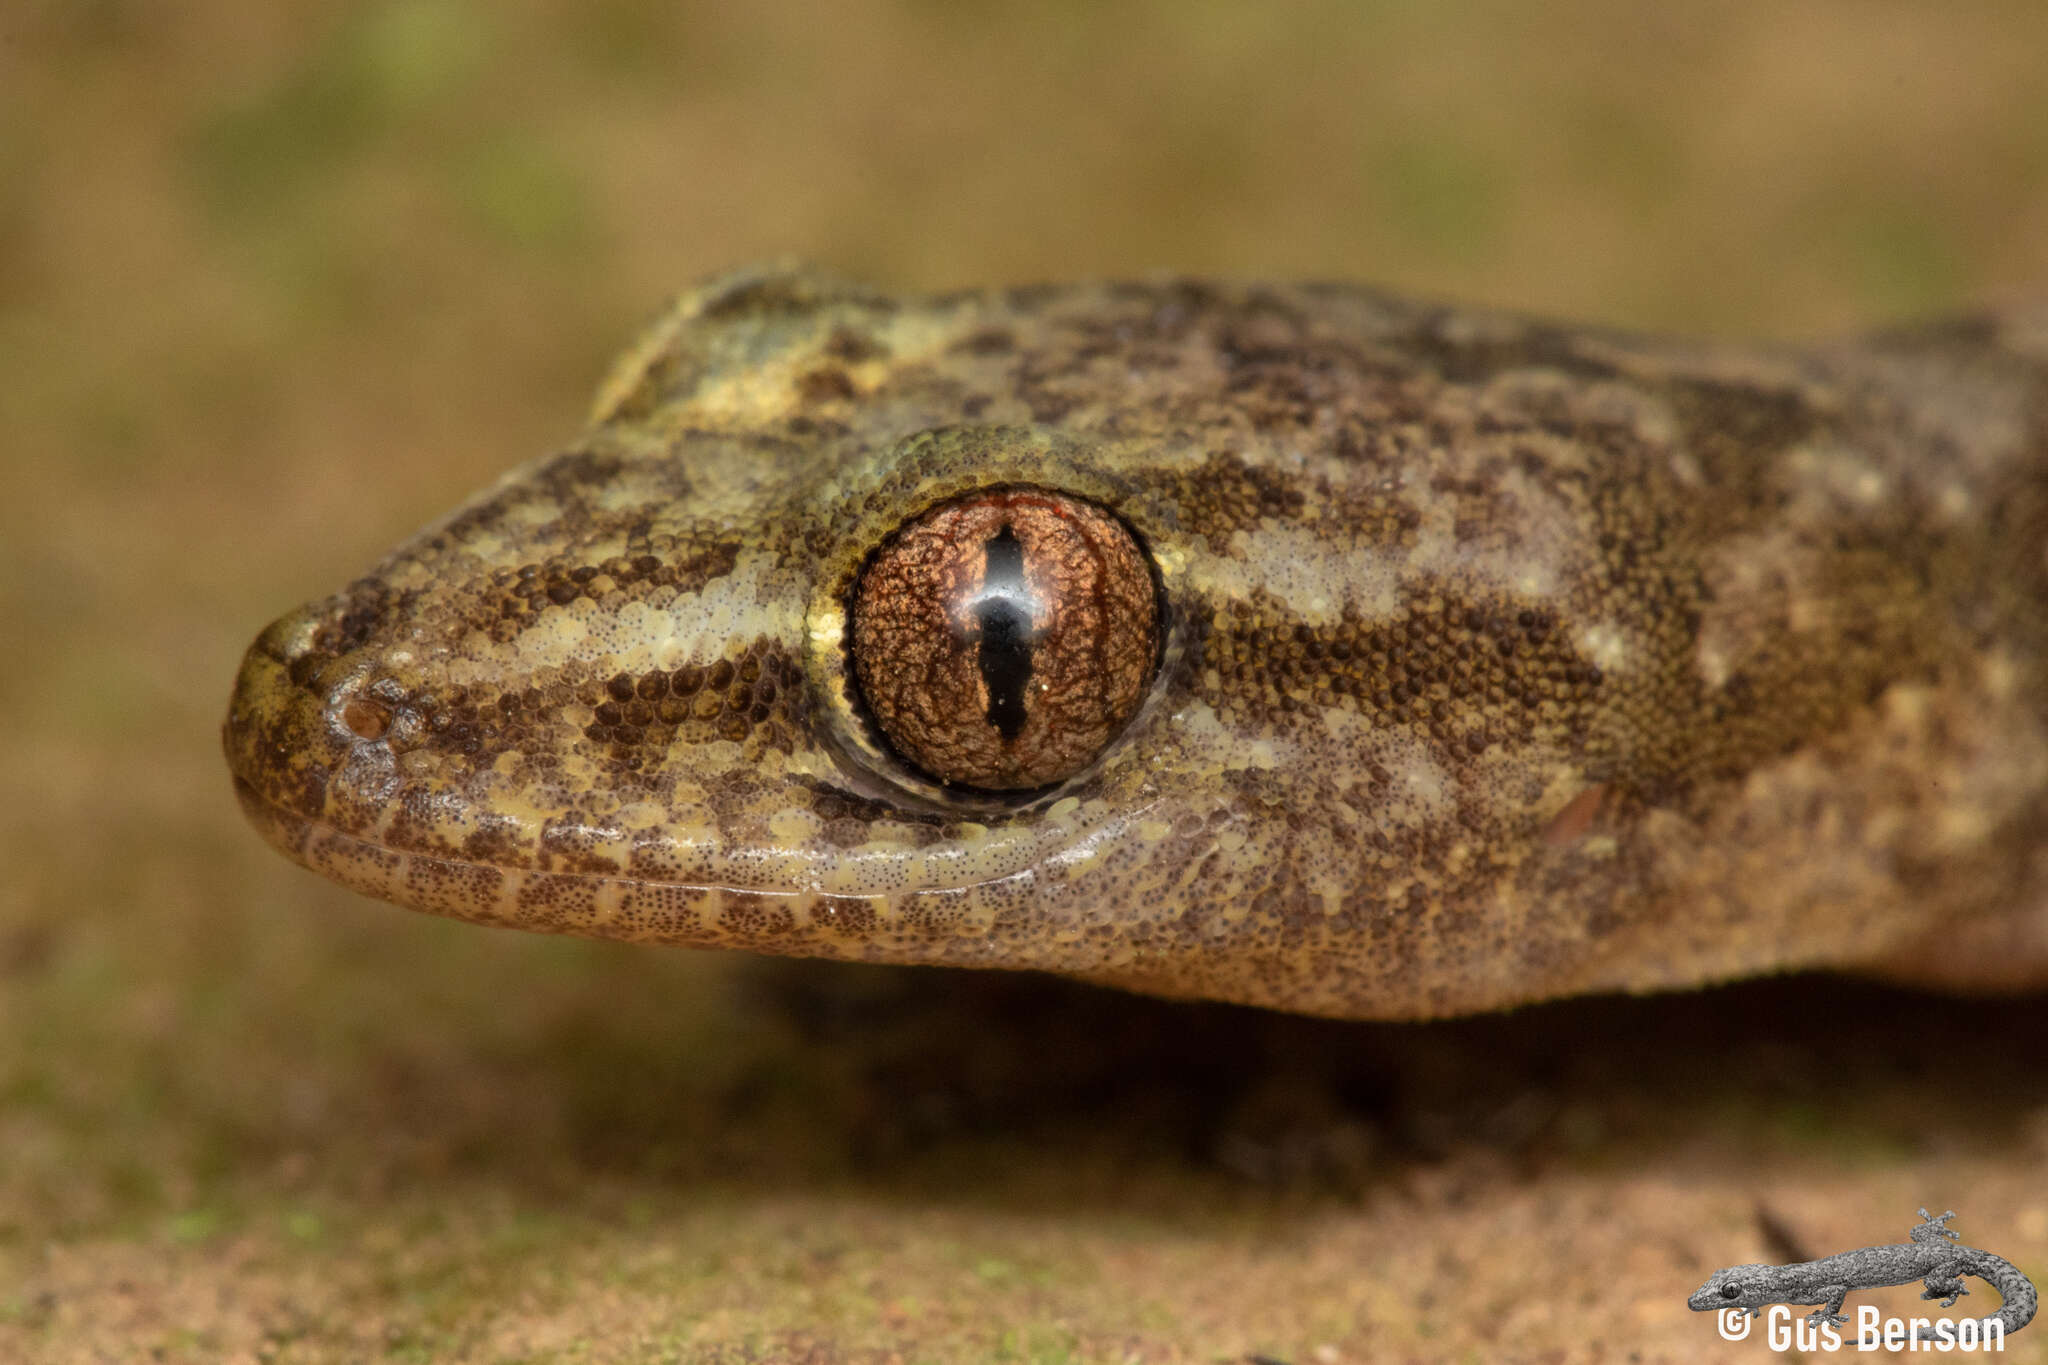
<box><xmin>1720</xmin><ymin>1284</ymin><xmax>1742</xmax><ymax>1300</ymax></box>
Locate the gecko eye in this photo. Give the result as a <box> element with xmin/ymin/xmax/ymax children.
<box><xmin>846</xmin><ymin>486</ymin><xmax>1162</xmax><ymax>791</ymax></box>
<box><xmin>1720</xmin><ymin>1285</ymin><xmax>1742</xmax><ymax>1300</ymax></box>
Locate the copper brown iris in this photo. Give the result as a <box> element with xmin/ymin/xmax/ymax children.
<box><xmin>848</xmin><ymin>487</ymin><xmax>1160</xmax><ymax>790</ymax></box>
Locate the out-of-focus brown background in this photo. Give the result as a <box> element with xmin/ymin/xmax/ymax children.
<box><xmin>4</xmin><ymin>3</ymin><xmax>2047</xmax><ymax>1361</ymax></box>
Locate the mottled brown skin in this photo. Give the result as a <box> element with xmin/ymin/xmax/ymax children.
<box><xmin>223</xmin><ymin>266</ymin><xmax>2048</xmax><ymax>1019</ymax></box>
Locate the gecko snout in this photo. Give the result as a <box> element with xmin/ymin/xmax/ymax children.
<box><xmin>222</xmin><ymin>590</ymin><xmax>407</xmax><ymax>845</ymax></box>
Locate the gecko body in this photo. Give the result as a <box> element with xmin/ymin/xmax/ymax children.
<box><xmin>223</xmin><ymin>267</ymin><xmax>2048</xmax><ymax>1019</ymax></box>
<box><xmin>1689</xmin><ymin>1209</ymin><xmax>2037</xmax><ymax>1342</ymax></box>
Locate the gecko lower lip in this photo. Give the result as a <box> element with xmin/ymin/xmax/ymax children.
<box><xmin>223</xmin><ymin>767</ymin><xmax>1040</xmax><ymax>969</ymax></box>
<box><xmin>226</xmin><ymin>771</ymin><xmax>731</xmax><ymax>945</ymax></box>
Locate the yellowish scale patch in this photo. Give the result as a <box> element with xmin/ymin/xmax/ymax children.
<box><xmin>1576</xmin><ymin>622</ymin><xmax>1635</xmax><ymax>677</ymax></box>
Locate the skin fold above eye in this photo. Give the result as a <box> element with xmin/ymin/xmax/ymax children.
<box><xmin>222</xmin><ymin>266</ymin><xmax>2048</xmax><ymax>1020</ymax></box>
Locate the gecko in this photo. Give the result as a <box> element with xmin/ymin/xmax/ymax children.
<box><xmin>1689</xmin><ymin>1209</ymin><xmax>2037</xmax><ymax>1342</ymax></box>
<box><xmin>221</xmin><ymin>265</ymin><xmax>2048</xmax><ymax>1020</ymax></box>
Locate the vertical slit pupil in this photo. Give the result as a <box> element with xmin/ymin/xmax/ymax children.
<box><xmin>975</xmin><ymin>524</ymin><xmax>1034</xmax><ymax>741</ymax></box>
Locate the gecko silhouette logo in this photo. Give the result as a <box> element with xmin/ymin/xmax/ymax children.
<box><xmin>1689</xmin><ymin>1209</ymin><xmax>2036</xmax><ymax>1352</ymax></box>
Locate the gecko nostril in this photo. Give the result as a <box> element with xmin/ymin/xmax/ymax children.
<box><xmin>340</xmin><ymin>697</ymin><xmax>393</xmax><ymax>740</ymax></box>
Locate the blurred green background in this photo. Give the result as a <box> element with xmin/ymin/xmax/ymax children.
<box><xmin>4</xmin><ymin>2</ymin><xmax>2048</xmax><ymax>1361</ymax></box>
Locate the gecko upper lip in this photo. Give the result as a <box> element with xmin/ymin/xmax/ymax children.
<box><xmin>222</xmin><ymin>594</ymin><xmax>740</xmax><ymax>892</ymax></box>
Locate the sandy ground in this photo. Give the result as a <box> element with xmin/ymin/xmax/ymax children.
<box><xmin>4</xmin><ymin>3</ymin><xmax>2048</xmax><ymax>1360</ymax></box>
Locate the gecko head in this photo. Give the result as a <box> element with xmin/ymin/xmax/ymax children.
<box><xmin>224</xmin><ymin>270</ymin><xmax>1645</xmax><ymax>1018</ymax></box>
<box><xmin>222</xmin><ymin>422</ymin><xmax>1260</xmax><ymax>987</ymax></box>
<box><xmin>1688</xmin><ymin>1266</ymin><xmax>1771</xmax><ymax>1313</ymax></box>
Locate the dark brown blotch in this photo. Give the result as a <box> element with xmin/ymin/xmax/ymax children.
<box><xmin>796</xmin><ymin>366</ymin><xmax>857</xmax><ymax>404</ymax></box>
<box><xmin>1200</xmin><ymin>590</ymin><xmax>1605</xmax><ymax>760</ymax></box>
<box><xmin>720</xmin><ymin>893</ymin><xmax>796</xmax><ymax>938</ymax></box>
<box><xmin>824</xmin><ymin>326</ymin><xmax>890</xmax><ymax>362</ymax></box>
<box><xmin>952</xmin><ymin>327</ymin><xmax>1016</xmax><ymax>356</ymax></box>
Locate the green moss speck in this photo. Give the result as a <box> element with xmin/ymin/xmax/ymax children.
<box><xmin>1373</xmin><ymin>137</ymin><xmax>1506</xmax><ymax>262</ymax></box>
<box><xmin>168</xmin><ymin>1207</ymin><xmax>224</xmax><ymax>1244</ymax></box>
<box><xmin>1849</xmin><ymin>211</ymin><xmax>1963</xmax><ymax>316</ymax></box>
<box><xmin>992</xmin><ymin>1324</ymin><xmax>1080</xmax><ymax>1363</ymax></box>
<box><xmin>458</xmin><ymin>137</ymin><xmax>593</xmax><ymax>253</ymax></box>
<box><xmin>185</xmin><ymin>0</ymin><xmax>488</xmax><ymax>219</ymax></box>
